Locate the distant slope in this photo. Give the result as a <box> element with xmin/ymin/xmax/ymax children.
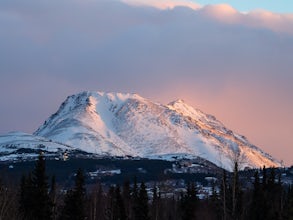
<box><xmin>0</xmin><ymin>132</ymin><xmax>73</xmax><ymax>161</ymax></box>
<box><xmin>33</xmin><ymin>91</ymin><xmax>280</xmax><ymax>171</ymax></box>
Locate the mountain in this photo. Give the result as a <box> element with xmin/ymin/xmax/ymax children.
<box><xmin>0</xmin><ymin>131</ymin><xmax>73</xmax><ymax>161</ymax></box>
<box><xmin>32</xmin><ymin>91</ymin><xmax>280</xmax><ymax>171</ymax></box>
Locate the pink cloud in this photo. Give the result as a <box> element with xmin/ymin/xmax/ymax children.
<box><xmin>245</xmin><ymin>10</ymin><xmax>293</xmax><ymax>34</ymax></box>
<box><xmin>122</xmin><ymin>0</ymin><xmax>293</xmax><ymax>35</ymax></box>
<box><xmin>200</xmin><ymin>4</ymin><xmax>293</xmax><ymax>35</ymax></box>
<box><xmin>200</xmin><ymin>4</ymin><xmax>239</xmax><ymax>23</ymax></box>
<box><xmin>121</xmin><ymin>0</ymin><xmax>201</xmax><ymax>10</ymax></box>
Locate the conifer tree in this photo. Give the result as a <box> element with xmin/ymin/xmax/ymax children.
<box><xmin>266</xmin><ymin>168</ymin><xmax>283</xmax><ymax>219</ymax></box>
<box><xmin>132</xmin><ymin>176</ymin><xmax>138</xmax><ymax>202</ymax></box>
<box><xmin>106</xmin><ymin>186</ymin><xmax>115</xmax><ymax>220</ymax></box>
<box><xmin>122</xmin><ymin>180</ymin><xmax>131</xmax><ymax>219</ymax></box>
<box><xmin>50</xmin><ymin>175</ymin><xmax>57</xmax><ymax>219</ymax></box>
<box><xmin>181</xmin><ymin>182</ymin><xmax>198</xmax><ymax>220</ymax></box>
<box><xmin>250</xmin><ymin>171</ymin><xmax>263</xmax><ymax>220</ymax></box>
<box><xmin>131</xmin><ymin>176</ymin><xmax>140</xmax><ymax>220</ymax></box>
<box><xmin>60</xmin><ymin>169</ymin><xmax>86</xmax><ymax>220</ymax></box>
<box><xmin>33</xmin><ymin>153</ymin><xmax>53</xmax><ymax>220</ymax></box>
<box><xmin>231</xmin><ymin>162</ymin><xmax>242</xmax><ymax>220</ymax></box>
<box><xmin>220</xmin><ymin>170</ymin><xmax>229</xmax><ymax>220</ymax></box>
<box><xmin>90</xmin><ymin>183</ymin><xmax>105</xmax><ymax>220</ymax></box>
<box><xmin>19</xmin><ymin>153</ymin><xmax>53</xmax><ymax>220</ymax></box>
<box><xmin>114</xmin><ymin>185</ymin><xmax>126</xmax><ymax>220</ymax></box>
<box><xmin>134</xmin><ymin>182</ymin><xmax>149</xmax><ymax>220</ymax></box>
<box><xmin>210</xmin><ymin>180</ymin><xmax>221</xmax><ymax>220</ymax></box>
<box><xmin>19</xmin><ymin>174</ymin><xmax>30</xmax><ymax>219</ymax></box>
<box><xmin>151</xmin><ymin>184</ymin><xmax>159</xmax><ymax>220</ymax></box>
<box><xmin>284</xmin><ymin>185</ymin><xmax>293</xmax><ymax>220</ymax></box>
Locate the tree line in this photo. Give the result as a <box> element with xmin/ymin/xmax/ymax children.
<box><xmin>1</xmin><ymin>155</ymin><xmax>293</xmax><ymax>219</ymax></box>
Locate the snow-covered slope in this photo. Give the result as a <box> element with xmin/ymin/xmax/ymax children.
<box><xmin>34</xmin><ymin>91</ymin><xmax>280</xmax><ymax>171</ymax></box>
<box><xmin>0</xmin><ymin>132</ymin><xmax>73</xmax><ymax>161</ymax></box>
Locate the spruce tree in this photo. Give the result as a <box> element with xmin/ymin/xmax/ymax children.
<box><xmin>106</xmin><ymin>186</ymin><xmax>115</xmax><ymax>220</ymax></box>
<box><xmin>114</xmin><ymin>185</ymin><xmax>126</xmax><ymax>220</ymax></box>
<box><xmin>220</xmin><ymin>170</ymin><xmax>229</xmax><ymax>220</ymax></box>
<box><xmin>151</xmin><ymin>184</ymin><xmax>159</xmax><ymax>220</ymax></box>
<box><xmin>50</xmin><ymin>176</ymin><xmax>57</xmax><ymax>220</ymax></box>
<box><xmin>19</xmin><ymin>174</ymin><xmax>30</xmax><ymax>219</ymax></box>
<box><xmin>90</xmin><ymin>183</ymin><xmax>105</xmax><ymax>220</ymax></box>
<box><xmin>210</xmin><ymin>180</ymin><xmax>221</xmax><ymax>220</ymax></box>
<box><xmin>122</xmin><ymin>180</ymin><xmax>131</xmax><ymax>219</ymax></box>
<box><xmin>181</xmin><ymin>182</ymin><xmax>198</xmax><ymax>220</ymax></box>
<box><xmin>131</xmin><ymin>176</ymin><xmax>139</xmax><ymax>220</ymax></box>
<box><xmin>284</xmin><ymin>185</ymin><xmax>293</xmax><ymax>220</ymax></box>
<box><xmin>60</xmin><ymin>169</ymin><xmax>86</xmax><ymax>220</ymax></box>
<box><xmin>19</xmin><ymin>153</ymin><xmax>53</xmax><ymax>220</ymax></box>
<box><xmin>135</xmin><ymin>182</ymin><xmax>149</xmax><ymax>220</ymax></box>
<box><xmin>34</xmin><ymin>153</ymin><xmax>53</xmax><ymax>220</ymax></box>
<box><xmin>250</xmin><ymin>171</ymin><xmax>263</xmax><ymax>220</ymax></box>
<box><xmin>231</xmin><ymin>162</ymin><xmax>242</xmax><ymax>220</ymax></box>
<box><xmin>266</xmin><ymin>168</ymin><xmax>283</xmax><ymax>219</ymax></box>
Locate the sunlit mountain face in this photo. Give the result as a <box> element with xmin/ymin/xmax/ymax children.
<box><xmin>30</xmin><ymin>91</ymin><xmax>280</xmax><ymax>171</ymax></box>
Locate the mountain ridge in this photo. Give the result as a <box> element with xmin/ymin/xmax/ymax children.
<box><xmin>30</xmin><ymin>91</ymin><xmax>280</xmax><ymax>171</ymax></box>
<box><xmin>0</xmin><ymin>91</ymin><xmax>281</xmax><ymax>171</ymax></box>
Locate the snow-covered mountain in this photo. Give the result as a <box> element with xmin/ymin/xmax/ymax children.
<box><xmin>32</xmin><ymin>91</ymin><xmax>280</xmax><ymax>171</ymax></box>
<box><xmin>0</xmin><ymin>131</ymin><xmax>73</xmax><ymax>161</ymax></box>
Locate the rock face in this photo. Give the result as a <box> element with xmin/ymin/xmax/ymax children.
<box><xmin>31</xmin><ymin>91</ymin><xmax>280</xmax><ymax>171</ymax></box>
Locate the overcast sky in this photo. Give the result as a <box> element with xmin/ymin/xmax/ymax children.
<box><xmin>0</xmin><ymin>0</ymin><xmax>292</xmax><ymax>165</ymax></box>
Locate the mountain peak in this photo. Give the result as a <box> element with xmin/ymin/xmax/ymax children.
<box><xmin>169</xmin><ymin>99</ymin><xmax>186</xmax><ymax>105</ymax></box>
<box><xmin>167</xmin><ymin>98</ymin><xmax>207</xmax><ymax>120</ymax></box>
<box><xmin>168</xmin><ymin>98</ymin><xmax>194</xmax><ymax>113</ymax></box>
<box><xmin>75</xmin><ymin>91</ymin><xmax>146</xmax><ymax>104</ymax></box>
<box><xmin>32</xmin><ymin>90</ymin><xmax>281</xmax><ymax>171</ymax></box>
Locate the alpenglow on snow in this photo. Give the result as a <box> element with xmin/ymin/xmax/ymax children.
<box><xmin>30</xmin><ymin>91</ymin><xmax>280</xmax><ymax>171</ymax></box>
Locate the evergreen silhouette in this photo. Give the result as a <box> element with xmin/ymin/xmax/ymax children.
<box><xmin>105</xmin><ymin>185</ymin><xmax>127</xmax><ymax>220</ymax></box>
<box><xmin>50</xmin><ymin>175</ymin><xmax>57</xmax><ymax>220</ymax></box>
<box><xmin>122</xmin><ymin>180</ymin><xmax>131</xmax><ymax>219</ymax></box>
<box><xmin>284</xmin><ymin>185</ymin><xmax>293</xmax><ymax>220</ymax></box>
<box><xmin>220</xmin><ymin>170</ymin><xmax>230</xmax><ymax>220</ymax></box>
<box><xmin>19</xmin><ymin>153</ymin><xmax>52</xmax><ymax>220</ymax></box>
<box><xmin>131</xmin><ymin>176</ymin><xmax>140</xmax><ymax>220</ymax></box>
<box><xmin>210</xmin><ymin>180</ymin><xmax>221</xmax><ymax>220</ymax></box>
<box><xmin>19</xmin><ymin>174</ymin><xmax>34</xmax><ymax>219</ymax></box>
<box><xmin>231</xmin><ymin>162</ymin><xmax>242</xmax><ymax>220</ymax></box>
<box><xmin>135</xmin><ymin>182</ymin><xmax>149</xmax><ymax>220</ymax></box>
<box><xmin>151</xmin><ymin>184</ymin><xmax>160</xmax><ymax>220</ymax></box>
<box><xmin>114</xmin><ymin>185</ymin><xmax>126</xmax><ymax>220</ymax></box>
<box><xmin>60</xmin><ymin>168</ymin><xmax>86</xmax><ymax>220</ymax></box>
<box><xmin>181</xmin><ymin>182</ymin><xmax>198</xmax><ymax>220</ymax></box>
<box><xmin>250</xmin><ymin>171</ymin><xmax>264</xmax><ymax>220</ymax></box>
<box><xmin>106</xmin><ymin>186</ymin><xmax>115</xmax><ymax>220</ymax></box>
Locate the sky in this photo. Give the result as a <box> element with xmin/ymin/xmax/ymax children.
<box><xmin>0</xmin><ymin>0</ymin><xmax>292</xmax><ymax>165</ymax></box>
<box><xmin>194</xmin><ymin>0</ymin><xmax>293</xmax><ymax>13</ymax></box>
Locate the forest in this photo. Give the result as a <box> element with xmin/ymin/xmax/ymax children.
<box><xmin>0</xmin><ymin>154</ymin><xmax>293</xmax><ymax>220</ymax></box>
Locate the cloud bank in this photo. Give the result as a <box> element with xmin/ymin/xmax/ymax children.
<box><xmin>124</xmin><ymin>0</ymin><xmax>293</xmax><ymax>34</ymax></box>
<box><xmin>0</xmin><ymin>0</ymin><xmax>292</xmax><ymax>164</ymax></box>
<box><xmin>122</xmin><ymin>0</ymin><xmax>201</xmax><ymax>10</ymax></box>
